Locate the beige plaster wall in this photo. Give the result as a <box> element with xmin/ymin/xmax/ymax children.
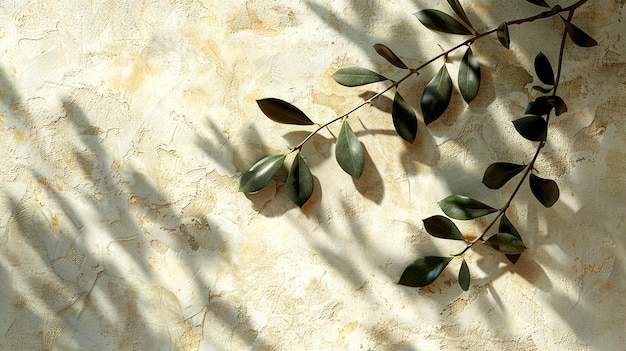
<box><xmin>1</xmin><ymin>0</ymin><xmax>625</xmax><ymax>350</ymax></box>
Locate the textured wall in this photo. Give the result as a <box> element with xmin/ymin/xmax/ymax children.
<box><xmin>1</xmin><ymin>0</ymin><xmax>625</xmax><ymax>350</ymax></box>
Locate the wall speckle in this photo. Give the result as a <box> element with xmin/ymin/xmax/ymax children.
<box><xmin>1</xmin><ymin>0</ymin><xmax>625</xmax><ymax>350</ymax></box>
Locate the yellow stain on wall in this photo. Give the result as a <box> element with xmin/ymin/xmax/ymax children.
<box><xmin>336</xmin><ymin>321</ymin><xmax>359</xmax><ymax>345</ymax></box>
<box><xmin>13</xmin><ymin>130</ymin><xmax>24</xmax><ymax>142</ymax></box>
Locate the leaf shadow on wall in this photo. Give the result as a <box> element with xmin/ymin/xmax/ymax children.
<box><xmin>0</xmin><ymin>67</ymin><xmax>271</xmax><ymax>350</ymax></box>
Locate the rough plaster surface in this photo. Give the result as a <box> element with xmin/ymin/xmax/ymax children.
<box><xmin>1</xmin><ymin>0</ymin><xmax>625</xmax><ymax>350</ymax></box>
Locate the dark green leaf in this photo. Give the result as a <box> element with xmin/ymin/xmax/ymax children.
<box><xmin>482</xmin><ymin>162</ymin><xmax>527</xmax><ymax>189</ymax></box>
<box><xmin>497</xmin><ymin>22</ymin><xmax>510</xmax><ymax>49</ymax></box>
<box><xmin>256</xmin><ymin>98</ymin><xmax>315</xmax><ymax>125</ymax></box>
<box><xmin>373</xmin><ymin>44</ymin><xmax>408</xmax><ymax>69</ymax></box>
<box><xmin>526</xmin><ymin>96</ymin><xmax>553</xmax><ymax>116</ymax></box>
<box><xmin>286</xmin><ymin>152</ymin><xmax>314</xmax><ymax>207</ymax></box>
<box><xmin>532</xmin><ymin>85</ymin><xmax>553</xmax><ymax>94</ymax></box>
<box><xmin>540</xmin><ymin>5</ymin><xmax>563</xmax><ymax>18</ymax></box>
<box><xmin>414</xmin><ymin>9</ymin><xmax>472</xmax><ymax>35</ymax></box>
<box><xmin>239</xmin><ymin>154</ymin><xmax>286</xmax><ymax>193</ymax></box>
<box><xmin>398</xmin><ymin>256</ymin><xmax>453</xmax><ymax>287</ymax></box>
<box><xmin>499</xmin><ymin>215</ymin><xmax>521</xmax><ymax>239</ymax></box>
<box><xmin>421</xmin><ymin>64</ymin><xmax>452</xmax><ymax>124</ymax></box>
<box><xmin>392</xmin><ymin>91</ymin><xmax>418</xmax><ymax>143</ymax></box>
<box><xmin>458</xmin><ymin>47</ymin><xmax>480</xmax><ymax>103</ymax></box>
<box><xmin>526</xmin><ymin>0</ymin><xmax>550</xmax><ymax>8</ymax></box>
<box><xmin>458</xmin><ymin>259</ymin><xmax>470</xmax><ymax>291</ymax></box>
<box><xmin>446</xmin><ymin>0</ymin><xmax>474</xmax><ymax>31</ymax></box>
<box><xmin>512</xmin><ymin>116</ymin><xmax>547</xmax><ymax>141</ymax></box>
<box><xmin>423</xmin><ymin>215</ymin><xmax>465</xmax><ymax>241</ymax></box>
<box><xmin>484</xmin><ymin>233</ymin><xmax>526</xmax><ymax>254</ymax></box>
<box><xmin>506</xmin><ymin>254</ymin><xmax>521</xmax><ymax>264</ymax></box>
<box><xmin>438</xmin><ymin>195</ymin><xmax>497</xmax><ymax>220</ymax></box>
<box><xmin>529</xmin><ymin>174</ymin><xmax>559</xmax><ymax>207</ymax></box>
<box><xmin>499</xmin><ymin>215</ymin><xmax>522</xmax><ymax>264</ymax></box>
<box><xmin>561</xmin><ymin>17</ymin><xmax>598</xmax><ymax>47</ymax></box>
<box><xmin>336</xmin><ymin>120</ymin><xmax>364</xmax><ymax>179</ymax></box>
<box><xmin>546</xmin><ymin>96</ymin><xmax>568</xmax><ymax>116</ymax></box>
<box><xmin>332</xmin><ymin>67</ymin><xmax>388</xmax><ymax>87</ymax></box>
<box><xmin>534</xmin><ymin>52</ymin><xmax>555</xmax><ymax>86</ymax></box>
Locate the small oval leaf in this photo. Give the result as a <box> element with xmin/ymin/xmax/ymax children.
<box><xmin>332</xmin><ymin>67</ymin><xmax>388</xmax><ymax>87</ymax></box>
<box><xmin>459</xmin><ymin>259</ymin><xmax>470</xmax><ymax>291</ymax></box>
<box><xmin>546</xmin><ymin>96</ymin><xmax>568</xmax><ymax>116</ymax></box>
<box><xmin>512</xmin><ymin>116</ymin><xmax>547</xmax><ymax>141</ymax></box>
<box><xmin>286</xmin><ymin>152</ymin><xmax>314</xmax><ymax>207</ymax></box>
<box><xmin>482</xmin><ymin>162</ymin><xmax>527</xmax><ymax>189</ymax></box>
<box><xmin>336</xmin><ymin>120</ymin><xmax>364</xmax><ymax>179</ymax></box>
<box><xmin>534</xmin><ymin>52</ymin><xmax>555</xmax><ymax>86</ymax></box>
<box><xmin>497</xmin><ymin>22</ymin><xmax>510</xmax><ymax>49</ymax></box>
<box><xmin>526</xmin><ymin>0</ymin><xmax>550</xmax><ymax>7</ymax></box>
<box><xmin>529</xmin><ymin>174</ymin><xmax>559</xmax><ymax>207</ymax></box>
<box><xmin>526</xmin><ymin>96</ymin><xmax>553</xmax><ymax>116</ymax></box>
<box><xmin>446</xmin><ymin>0</ymin><xmax>474</xmax><ymax>32</ymax></box>
<box><xmin>414</xmin><ymin>9</ymin><xmax>472</xmax><ymax>35</ymax></box>
<box><xmin>423</xmin><ymin>215</ymin><xmax>465</xmax><ymax>241</ymax></box>
<box><xmin>438</xmin><ymin>195</ymin><xmax>497</xmax><ymax>220</ymax></box>
<box><xmin>561</xmin><ymin>17</ymin><xmax>598</xmax><ymax>47</ymax></box>
<box><xmin>421</xmin><ymin>64</ymin><xmax>452</xmax><ymax>125</ymax></box>
<box><xmin>373</xmin><ymin>44</ymin><xmax>408</xmax><ymax>69</ymax></box>
<box><xmin>500</xmin><ymin>215</ymin><xmax>523</xmax><ymax>264</ymax></box>
<box><xmin>484</xmin><ymin>233</ymin><xmax>526</xmax><ymax>254</ymax></box>
<box><xmin>239</xmin><ymin>154</ymin><xmax>286</xmax><ymax>193</ymax></box>
<box><xmin>458</xmin><ymin>47</ymin><xmax>480</xmax><ymax>103</ymax></box>
<box><xmin>256</xmin><ymin>98</ymin><xmax>315</xmax><ymax>125</ymax></box>
<box><xmin>398</xmin><ymin>256</ymin><xmax>453</xmax><ymax>287</ymax></box>
<box><xmin>392</xmin><ymin>91</ymin><xmax>418</xmax><ymax>143</ymax></box>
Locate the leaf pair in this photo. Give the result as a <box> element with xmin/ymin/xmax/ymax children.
<box><xmin>332</xmin><ymin>65</ymin><xmax>418</xmax><ymax>143</ymax></box>
<box><xmin>437</xmin><ymin>197</ymin><xmax>527</xmax><ymax>254</ymax></box>
<box><xmin>239</xmin><ymin>154</ymin><xmax>286</xmax><ymax>194</ymax></box>
<box><xmin>513</xmin><ymin>93</ymin><xmax>568</xmax><ymax>142</ymax></box>
<box><xmin>532</xmin><ymin>52</ymin><xmax>571</xmax><ymax>108</ymax></box>
<box><xmin>422</xmin><ymin>47</ymin><xmax>480</xmax><ymax>125</ymax></box>
<box><xmin>482</xmin><ymin>162</ymin><xmax>559</xmax><ymax>207</ymax></box>
<box><xmin>238</xmin><ymin>152</ymin><xmax>314</xmax><ymax>207</ymax></box>
<box><xmin>525</xmin><ymin>3</ymin><xmax>597</xmax><ymax>47</ymax></box>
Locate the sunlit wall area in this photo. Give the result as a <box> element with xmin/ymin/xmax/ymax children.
<box><xmin>1</xmin><ymin>1</ymin><xmax>624</xmax><ymax>350</ymax></box>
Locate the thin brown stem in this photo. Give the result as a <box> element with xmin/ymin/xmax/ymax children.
<box><xmin>292</xmin><ymin>82</ymin><xmax>398</xmax><ymax>151</ymax></box>
<box><xmin>290</xmin><ymin>0</ymin><xmax>588</xmax><ymax>153</ymax></box>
